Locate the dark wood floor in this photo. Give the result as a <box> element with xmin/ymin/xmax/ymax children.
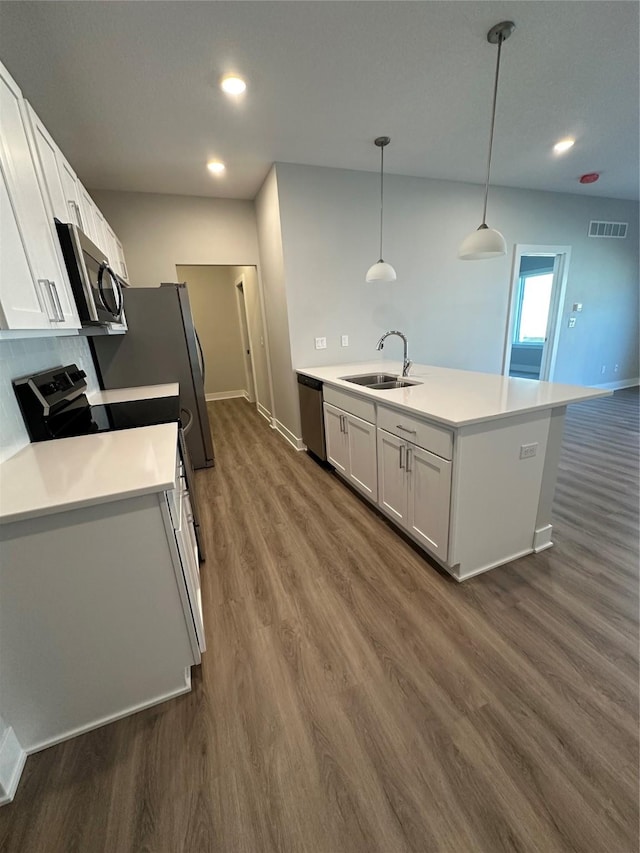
<box><xmin>1</xmin><ymin>389</ymin><xmax>638</xmax><ymax>852</ymax></box>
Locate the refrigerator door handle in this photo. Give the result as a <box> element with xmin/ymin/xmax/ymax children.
<box><xmin>194</xmin><ymin>329</ymin><xmax>205</xmax><ymax>384</ymax></box>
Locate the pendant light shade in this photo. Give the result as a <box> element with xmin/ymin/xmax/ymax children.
<box><xmin>366</xmin><ymin>136</ymin><xmax>396</xmax><ymax>282</ymax></box>
<box><xmin>458</xmin><ymin>21</ymin><xmax>515</xmax><ymax>261</ymax></box>
<box><xmin>458</xmin><ymin>224</ymin><xmax>507</xmax><ymax>260</ymax></box>
<box><xmin>366</xmin><ymin>260</ymin><xmax>397</xmax><ymax>282</ymax></box>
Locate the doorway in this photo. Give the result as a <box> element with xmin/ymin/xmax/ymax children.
<box><xmin>175</xmin><ymin>264</ymin><xmax>274</xmax><ymax>421</ymax></box>
<box><xmin>235</xmin><ymin>275</ymin><xmax>256</xmax><ymax>404</ymax></box>
<box><xmin>502</xmin><ymin>245</ymin><xmax>571</xmax><ymax>381</ymax></box>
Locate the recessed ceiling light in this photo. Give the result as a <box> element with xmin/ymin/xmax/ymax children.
<box><xmin>207</xmin><ymin>161</ymin><xmax>226</xmax><ymax>174</ymax></box>
<box><xmin>220</xmin><ymin>75</ymin><xmax>247</xmax><ymax>95</ymax></box>
<box><xmin>553</xmin><ymin>138</ymin><xmax>575</xmax><ymax>154</ymax></box>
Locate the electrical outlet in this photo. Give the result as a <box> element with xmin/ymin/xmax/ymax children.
<box><xmin>314</xmin><ymin>337</ymin><xmax>327</xmax><ymax>350</ymax></box>
<box><xmin>519</xmin><ymin>443</ymin><xmax>538</xmax><ymax>460</ymax></box>
<box><xmin>601</xmin><ymin>365</ymin><xmax>606</xmax><ymax>375</ymax></box>
<box><xmin>568</xmin><ymin>317</ymin><xmax>576</xmax><ymax>328</ymax></box>
<box><xmin>614</xmin><ymin>363</ymin><xmax>619</xmax><ymax>373</ymax></box>
<box><xmin>341</xmin><ymin>335</ymin><xmax>349</xmax><ymax>347</ymax></box>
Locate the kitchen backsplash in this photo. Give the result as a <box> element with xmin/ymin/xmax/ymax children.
<box><xmin>0</xmin><ymin>335</ymin><xmax>99</xmax><ymax>462</ymax></box>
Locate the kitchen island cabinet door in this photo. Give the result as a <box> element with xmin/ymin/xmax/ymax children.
<box><xmin>407</xmin><ymin>445</ymin><xmax>451</xmax><ymax>560</ymax></box>
<box><xmin>377</xmin><ymin>428</ymin><xmax>408</xmax><ymax>526</ymax></box>
<box><xmin>324</xmin><ymin>402</ymin><xmax>348</xmax><ymax>474</ymax></box>
<box><xmin>345</xmin><ymin>412</ymin><xmax>377</xmax><ymax>500</ymax></box>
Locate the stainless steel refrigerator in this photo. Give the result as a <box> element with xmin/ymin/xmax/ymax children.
<box><xmin>90</xmin><ymin>283</ymin><xmax>215</xmax><ymax>469</ymax></box>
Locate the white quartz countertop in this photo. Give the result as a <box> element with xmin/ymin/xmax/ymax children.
<box><xmin>0</xmin><ymin>423</ymin><xmax>178</xmax><ymax>525</ymax></box>
<box><xmin>88</xmin><ymin>383</ymin><xmax>179</xmax><ymax>405</ymax></box>
<box><xmin>296</xmin><ymin>361</ymin><xmax>610</xmax><ymax>427</ymax></box>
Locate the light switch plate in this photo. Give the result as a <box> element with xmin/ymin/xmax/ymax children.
<box><xmin>315</xmin><ymin>337</ymin><xmax>327</xmax><ymax>350</ymax></box>
<box><xmin>572</xmin><ymin>303</ymin><xmax>583</xmax><ymax>312</ymax></box>
<box><xmin>341</xmin><ymin>335</ymin><xmax>349</xmax><ymax>347</ymax></box>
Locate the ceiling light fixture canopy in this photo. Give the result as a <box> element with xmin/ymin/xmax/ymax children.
<box><xmin>458</xmin><ymin>20</ymin><xmax>515</xmax><ymax>261</ymax></box>
<box><xmin>207</xmin><ymin>160</ymin><xmax>226</xmax><ymax>174</ymax></box>
<box><xmin>366</xmin><ymin>136</ymin><xmax>397</xmax><ymax>282</ymax></box>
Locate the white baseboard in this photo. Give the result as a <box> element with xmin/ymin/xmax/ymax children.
<box><xmin>257</xmin><ymin>402</ymin><xmax>272</xmax><ymax>423</ymax></box>
<box><xmin>592</xmin><ymin>377</ymin><xmax>639</xmax><ymax>391</ymax></box>
<box><xmin>453</xmin><ymin>548</ymin><xmax>536</xmax><ymax>582</ymax></box>
<box><xmin>274</xmin><ymin>419</ymin><xmax>306</xmax><ymax>451</ymax></box>
<box><xmin>0</xmin><ymin>726</ymin><xmax>27</xmax><ymax>806</ymax></box>
<box><xmin>205</xmin><ymin>390</ymin><xmax>247</xmax><ymax>401</ymax></box>
<box><xmin>26</xmin><ymin>672</ymin><xmax>191</xmax><ymax>756</ymax></box>
<box><xmin>533</xmin><ymin>524</ymin><xmax>554</xmax><ymax>552</ymax></box>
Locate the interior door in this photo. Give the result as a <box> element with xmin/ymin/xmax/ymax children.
<box><xmin>377</xmin><ymin>428</ymin><xmax>408</xmax><ymax>525</ymax></box>
<box><xmin>345</xmin><ymin>413</ymin><xmax>377</xmax><ymax>499</ymax></box>
<box><xmin>323</xmin><ymin>402</ymin><xmax>348</xmax><ymax>474</ymax></box>
<box><xmin>407</xmin><ymin>445</ymin><xmax>451</xmax><ymax>559</ymax></box>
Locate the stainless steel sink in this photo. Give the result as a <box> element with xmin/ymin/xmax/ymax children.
<box><xmin>340</xmin><ymin>373</ymin><xmax>421</xmax><ymax>391</ymax></box>
<box><xmin>341</xmin><ymin>373</ymin><xmax>398</xmax><ymax>386</ymax></box>
<box><xmin>370</xmin><ymin>380</ymin><xmax>417</xmax><ymax>390</ymax></box>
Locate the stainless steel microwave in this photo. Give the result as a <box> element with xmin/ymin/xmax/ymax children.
<box><xmin>55</xmin><ymin>220</ymin><xmax>125</xmax><ymax>325</ymax></box>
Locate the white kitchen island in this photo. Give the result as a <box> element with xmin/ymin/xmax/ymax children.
<box><xmin>297</xmin><ymin>361</ymin><xmax>610</xmax><ymax>582</ymax></box>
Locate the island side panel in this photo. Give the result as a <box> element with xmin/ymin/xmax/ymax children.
<box><xmin>0</xmin><ymin>493</ymin><xmax>194</xmax><ymax>752</ymax></box>
<box><xmin>533</xmin><ymin>406</ymin><xmax>567</xmax><ymax>551</ymax></box>
<box><xmin>448</xmin><ymin>411</ymin><xmax>551</xmax><ymax>580</ymax></box>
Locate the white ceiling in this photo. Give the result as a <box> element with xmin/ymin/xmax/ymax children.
<box><xmin>0</xmin><ymin>1</ymin><xmax>638</xmax><ymax>201</ymax></box>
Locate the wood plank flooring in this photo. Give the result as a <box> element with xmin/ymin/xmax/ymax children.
<box><xmin>1</xmin><ymin>389</ymin><xmax>638</xmax><ymax>852</ymax></box>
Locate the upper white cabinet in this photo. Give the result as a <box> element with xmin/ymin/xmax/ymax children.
<box><xmin>0</xmin><ymin>61</ymin><xmax>131</xmax><ymax>334</ymax></box>
<box><xmin>0</xmin><ymin>62</ymin><xmax>79</xmax><ymax>331</ymax></box>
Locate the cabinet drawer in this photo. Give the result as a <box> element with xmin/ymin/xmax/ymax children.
<box><xmin>377</xmin><ymin>405</ymin><xmax>452</xmax><ymax>460</ymax></box>
<box><xmin>323</xmin><ymin>385</ymin><xmax>375</xmax><ymax>423</ymax></box>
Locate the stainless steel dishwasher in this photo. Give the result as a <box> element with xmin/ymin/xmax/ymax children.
<box><xmin>297</xmin><ymin>374</ymin><xmax>326</xmax><ymax>461</ymax></box>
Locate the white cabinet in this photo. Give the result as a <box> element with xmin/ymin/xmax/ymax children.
<box><xmin>0</xmin><ymin>62</ymin><xmax>79</xmax><ymax>331</ymax></box>
<box><xmin>115</xmin><ymin>237</ymin><xmax>129</xmax><ymax>282</ymax></box>
<box><xmin>24</xmin><ymin>104</ymin><xmax>68</xmax><ymax>222</ymax></box>
<box><xmin>324</xmin><ymin>402</ymin><xmax>377</xmax><ymax>500</ymax></box>
<box><xmin>377</xmin><ymin>428</ymin><xmax>451</xmax><ymax>560</ymax></box>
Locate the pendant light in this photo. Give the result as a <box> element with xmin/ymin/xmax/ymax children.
<box><xmin>458</xmin><ymin>21</ymin><xmax>515</xmax><ymax>261</ymax></box>
<box><xmin>366</xmin><ymin>136</ymin><xmax>396</xmax><ymax>282</ymax></box>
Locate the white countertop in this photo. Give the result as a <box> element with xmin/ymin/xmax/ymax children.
<box><xmin>0</xmin><ymin>423</ymin><xmax>178</xmax><ymax>525</ymax></box>
<box><xmin>88</xmin><ymin>383</ymin><xmax>179</xmax><ymax>405</ymax></box>
<box><xmin>297</xmin><ymin>361</ymin><xmax>610</xmax><ymax>427</ymax></box>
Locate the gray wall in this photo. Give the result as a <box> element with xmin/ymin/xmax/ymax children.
<box><xmin>254</xmin><ymin>168</ymin><xmax>299</xmax><ymax>437</ymax></box>
<box><xmin>271</xmin><ymin>162</ymin><xmax>638</xmax><ymax>436</ymax></box>
<box><xmin>176</xmin><ymin>265</ymin><xmax>247</xmax><ymax>397</ymax></box>
<box><xmin>91</xmin><ymin>190</ymin><xmax>260</xmax><ymax>287</ymax></box>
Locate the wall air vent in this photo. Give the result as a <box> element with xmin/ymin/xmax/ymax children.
<box><xmin>588</xmin><ymin>220</ymin><xmax>628</xmax><ymax>238</ymax></box>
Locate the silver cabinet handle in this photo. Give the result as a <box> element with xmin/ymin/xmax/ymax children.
<box><xmin>397</xmin><ymin>424</ymin><xmax>417</xmax><ymax>434</ymax></box>
<box><xmin>38</xmin><ymin>279</ymin><xmax>62</xmax><ymax>322</ymax></box>
<box><xmin>49</xmin><ymin>281</ymin><xmax>64</xmax><ymax>321</ymax></box>
<box><xmin>406</xmin><ymin>446</ymin><xmax>413</xmax><ymax>473</ymax></box>
<box><xmin>339</xmin><ymin>414</ymin><xmax>343</xmax><ymax>433</ymax></box>
<box><xmin>399</xmin><ymin>445</ymin><xmax>405</xmax><ymax>469</ymax></box>
<box><xmin>343</xmin><ymin>416</ymin><xmax>348</xmax><ymax>435</ymax></box>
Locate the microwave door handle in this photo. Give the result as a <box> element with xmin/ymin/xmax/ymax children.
<box><xmin>97</xmin><ymin>263</ymin><xmax>122</xmax><ymax>319</ymax></box>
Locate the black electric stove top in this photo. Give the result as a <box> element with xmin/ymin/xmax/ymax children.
<box><xmin>46</xmin><ymin>396</ymin><xmax>181</xmax><ymax>440</ymax></box>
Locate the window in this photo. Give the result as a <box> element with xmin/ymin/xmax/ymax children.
<box><xmin>513</xmin><ymin>272</ymin><xmax>554</xmax><ymax>344</ymax></box>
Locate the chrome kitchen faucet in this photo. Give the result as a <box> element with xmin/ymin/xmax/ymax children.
<box><xmin>376</xmin><ymin>330</ymin><xmax>412</xmax><ymax>377</ymax></box>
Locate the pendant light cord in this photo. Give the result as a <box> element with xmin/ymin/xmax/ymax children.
<box><xmin>482</xmin><ymin>33</ymin><xmax>504</xmax><ymax>225</ymax></box>
<box><xmin>379</xmin><ymin>143</ymin><xmax>385</xmax><ymax>261</ymax></box>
